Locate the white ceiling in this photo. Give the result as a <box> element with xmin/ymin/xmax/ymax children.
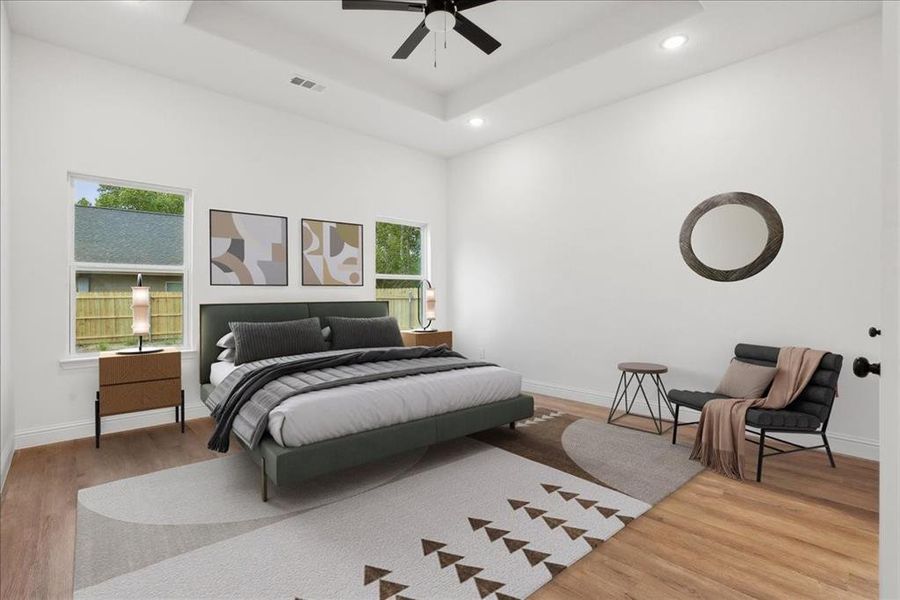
<box><xmin>5</xmin><ymin>0</ymin><xmax>882</xmax><ymax>157</ymax></box>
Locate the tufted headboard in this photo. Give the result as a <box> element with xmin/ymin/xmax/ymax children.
<box><xmin>733</xmin><ymin>343</ymin><xmax>843</xmax><ymax>426</ymax></box>
<box><xmin>198</xmin><ymin>301</ymin><xmax>389</xmax><ymax>384</ymax></box>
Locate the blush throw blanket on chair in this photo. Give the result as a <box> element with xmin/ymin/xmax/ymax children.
<box><xmin>689</xmin><ymin>346</ymin><xmax>826</xmax><ymax>480</ymax></box>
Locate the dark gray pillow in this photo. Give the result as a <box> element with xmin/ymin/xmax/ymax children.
<box><xmin>229</xmin><ymin>318</ymin><xmax>327</xmax><ymax>365</ymax></box>
<box><xmin>327</xmin><ymin>316</ymin><xmax>404</xmax><ymax>350</ymax></box>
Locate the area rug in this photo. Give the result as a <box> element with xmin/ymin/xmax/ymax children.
<box><xmin>74</xmin><ymin>409</ymin><xmax>703</xmax><ymax>599</ymax></box>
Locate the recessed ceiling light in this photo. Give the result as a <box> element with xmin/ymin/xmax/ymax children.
<box><xmin>661</xmin><ymin>34</ymin><xmax>688</xmax><ymax>51</ymax></box>
<box><xmin>468</xmin><ymin>117</ymin><xmax>485</xmax><ymax>128</ymax></box>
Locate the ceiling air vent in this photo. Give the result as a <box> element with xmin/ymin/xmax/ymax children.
<box><xmin>290</xmin><ymin>75</ymin><xmax>325</xmax><ymax>93</ymax></box>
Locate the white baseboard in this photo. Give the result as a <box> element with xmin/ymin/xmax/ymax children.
<box><xmin>0</xmin><ymin>435</ymin><xmax>14</xmax><ymax>492</ymax></box>
<box><xmin>14</xmin><ymin>402</ymin><xmax>209</xmax><ymax>449</ymax></box>
<box><xmin>825</xmin><ymin>432</ymin><xmax>879</xmax><ymax>462</ymax></box>
<box><xmin>522</xmin><ymin>378</ymin><xmax>880</xmax><ymax>462</ymax></box>
<box><xmin>523</xmin><ymin>378</ymin><xmax>659</xmax><ymax>418</ymax></box>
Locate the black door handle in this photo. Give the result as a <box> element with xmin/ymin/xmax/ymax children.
<box><xmin>869</xmin><ymin>327</ymin><xmax>882</xmax><ymax>337</ymax></box>
<box><xmin>853</xmin><ymin>357</ymin><xmax>881</xmax><ymax>378</ymax></box>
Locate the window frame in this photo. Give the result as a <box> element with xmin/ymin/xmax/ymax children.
<box><xmin>374</xmin><ymin>218</ymin><xmax>431</xmax><ymax>326</ymax></box>
<box><xmin>67</xmin><ymin>173</ymin><xmax>193</xmax><ymax>358</ymax></box>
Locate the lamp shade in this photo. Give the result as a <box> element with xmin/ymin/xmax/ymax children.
<box><xmin>131</xmin><ymin>286</ymin><xmax>150</xmax><ymax>307</ymax></box>
<box><xmin>131</xmin><ymin>305</ymin><xmax>150</xmax><ymax>336</ymax></box>
<box><xmin>131</xmin><ymin>281</ymin><xmax>151</xmax><ymax>336</ymax></box>
<box><xmin>424</xmin><ymin>287</ymin><xmax>437</xmax><ymax>321</ymax></box>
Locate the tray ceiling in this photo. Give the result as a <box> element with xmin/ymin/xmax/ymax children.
<box><xmin>6</xmin><ymin>0</ymin><xmax>882</xmax><ymax>156</ymax></box>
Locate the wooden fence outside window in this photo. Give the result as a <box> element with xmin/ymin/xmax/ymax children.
<box><xmin>75</xmin><ymin>291</ymin><xmax>183</xmax><ymax>351</ymax></box>
<box><xmin>375</xmin><ymin>287</ymin><xmax>421</xmax><ymax>331</ymax></box>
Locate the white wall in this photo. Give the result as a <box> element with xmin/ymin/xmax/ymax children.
<box><xmin>880</xmin><ymin>2</ymin><xmax>899</xmax><ymax>596</ymax></box>
<box><xmin>449</xmin><ymin>18</ymin><xmax>882</xmax><ymax>459</ymax></box>
<box><xmin>0</xmin><ymin>0</ymin><xmax>14</xmax><ymax>487</ymax></box>
<box><xmin>8</xmin><ymin>35</ymin><xmax>448</xmax><ymax>446</ymax></box>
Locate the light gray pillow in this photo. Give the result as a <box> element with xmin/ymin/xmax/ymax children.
<box><xmin>229</xmin><ymin>318</ymin><xmax>327</xmax><ymax>365</ymax></box>
<box><xmin>216</xmin><ymin>332</ymin><xmax>235</xmax><ymax>349</ymax></box>
<box><xmin>327</xmin><ymin>316</ymin><xmax>404</xmax><ymax>351</ymax></box>
<box><xmin>715</xmin><ymin>359</ymin><xmax>778</xmax><ymax>399</ymax></box>
<box><xmin>217</xmin><ymin>348</ymin><xmax>235</xmax><ymax>362</ymax></box>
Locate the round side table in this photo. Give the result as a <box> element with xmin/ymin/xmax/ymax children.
<box><xmin>607</xmin><ymin>362</ymin><xmax>674</xmax><ymax>435</ymax></box>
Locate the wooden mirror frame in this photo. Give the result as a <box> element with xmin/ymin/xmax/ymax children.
<box><xmin>679</xmin><ymin>192</ymin><xmax>784</xmax><ymax>282</ymax></box>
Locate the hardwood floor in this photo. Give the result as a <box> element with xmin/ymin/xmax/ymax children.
<box><xmin>532</xmin><ymin>396</ymin><xmax>878</xmax><ymax>600</ymax></box>
<box><xmin>0</xmin><ymin>395</ymin><xmax>878</xmax><ymax>599</ymax></box>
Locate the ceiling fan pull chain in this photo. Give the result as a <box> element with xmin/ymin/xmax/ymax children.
<box><xmin>434</xmin><ymin>32</ymin><xmax>437</xmax><ymax>68</ymax></box>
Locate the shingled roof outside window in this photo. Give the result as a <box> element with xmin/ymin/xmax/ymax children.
<box><xmin>74</xmin><ymin>206</ymin><xmax>183</xmax><ymax>265</ymax></box>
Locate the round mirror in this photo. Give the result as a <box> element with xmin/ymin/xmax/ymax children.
<box><xmin>679</xmin><ymin>192</ymin><xmax>783</xmax><ymax>282</ymax></box>
<box><xmin>691</xmin><ymin>205</ymin><xmax>769</xmax><ymax>270</ymax></box>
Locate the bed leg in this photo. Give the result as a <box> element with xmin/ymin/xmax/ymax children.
<box><xmin>261</xmin><ymin>457</ymin><xmax>268</xmax><ymax>503</ymax></box>
<box><xmin>509</xmin><ymin>421</ymin><xmax>516</xmax><ymax>430</ymax></box>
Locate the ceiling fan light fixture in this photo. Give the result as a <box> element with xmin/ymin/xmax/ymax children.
<box><xmin>425</xmin><ymin>9</ymin><xmax>455</xmax><ymax>33</ymax></box>
<box><xmin>342</xmin><ymin>0</ymin><xmax>500</xmax><ymax>59</ymax></box>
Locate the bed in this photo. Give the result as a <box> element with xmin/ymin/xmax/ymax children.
<box><xmin>198</xmin><ymin>301</ymin><xmax>534</xmax><ymax>500</ymax></box>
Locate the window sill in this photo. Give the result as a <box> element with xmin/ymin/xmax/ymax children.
<box><xmin>59</xmin><ymin>348</ymin><xmax>198</xmax><ymax>370</ymax></box>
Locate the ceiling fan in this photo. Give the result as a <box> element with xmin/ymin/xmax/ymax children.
<box><xmin>342</xmin><ymin>0</ymin><xmax>500</xmax><ymax>60</ymax></box>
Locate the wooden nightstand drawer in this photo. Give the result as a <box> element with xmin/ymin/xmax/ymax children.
<box><xmin>401</xmin><ymin>330</ymin><xmax>453</xmax><ymax>349</ymax></box>
<box><xmin>99</xmin><ymin>378</ymin><xmax>182</xmax><ymax>416</ymax></box>
<box><xmin>95</xmin><ymin>348</ymin><xmax>185</xmax><ymax>447</ymax></box>
<box><xmin>99</xmin><ymin>349</ymin><xmax>181</xmax><ymax>386</ymax></box>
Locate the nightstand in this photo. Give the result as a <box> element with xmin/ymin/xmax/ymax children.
<box><xmin>95</xmin><ymin>348</ymin><xmax>184</xmax><ymax>448</ymax></box>
<box><xmin>400</xmin><ymin>330</ymin><xmax>453</xmax><ymax>349</ymax></box>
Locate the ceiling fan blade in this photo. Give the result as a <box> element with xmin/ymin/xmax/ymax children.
<box><xmin>342</xmin><ymin>0</ymin><xmax>424</xmax><ymax>12</ymax></box>
<box><xmin>393</xmin><ymin>20</ymin><xmax>429</xmax><ymax>59</ymax></box>
<box><xmin>455</xmin><ymin>0</ymin><xmax>496</xmax><ymax>11</ymax></box>
<box><xmin>453</xmin><ymin>13</ymin><xmax>500</xmax><ymax>55</ymax></box>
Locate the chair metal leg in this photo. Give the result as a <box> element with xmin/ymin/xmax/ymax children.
<box><xmin>671</xmin><ymin>404</ymin><xmax>679</xmax><ymax>445</ymax></box>
<box><xmin>180</xmin><ymin>390</ymin><xmax>185</xmax><ymax>433</ymax></box>
<box><xmin>261</xmin><ymin>457</ymin><xmax>268</xmax><ymax>503</ymax></box>
<box><xmin>756</xmin><ymin>429</ymin><xmax>766</xmax><ymax>482</ymax></box>
<box><xmin>822</xmin><ymin>433</ymin><xmax>836</xmax><ymax>468</ymax></box>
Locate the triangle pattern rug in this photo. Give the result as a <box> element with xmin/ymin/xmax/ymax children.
<box><xmin>74</xmin><ymin>409</ymin><xmax>702</xmax><ymax>599</ymax></box>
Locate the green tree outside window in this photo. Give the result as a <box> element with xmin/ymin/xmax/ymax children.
<box><xmin>79</xmin><ymin>185</ymin><xmax>184</xmax><ymax>215</ymax></box>
<box><xmin>375</xmin><ymin>222</ymin><xmax>421</xmax><ymax>275</ymax></box>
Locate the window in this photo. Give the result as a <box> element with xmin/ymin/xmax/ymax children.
<box><xmin>375</xmin><ymin>220</ymin><xmax>428</xmax><ymax>331</ymax></box>
<box><xmin>70</xmin><ymin>175</ymin><xmax>190</xmax><ymax>354</ymax></box>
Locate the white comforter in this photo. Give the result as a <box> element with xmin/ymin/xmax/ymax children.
<box><xmin>267</xmin><ymin>365</ymin><xmax>522</xmax><ymax>447</ymax></box>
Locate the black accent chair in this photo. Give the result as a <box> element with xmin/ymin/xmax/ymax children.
<box><xmin>668</xmin><ymin>343</ymin><xmax>843</xmax><ymax>482</ymax></box>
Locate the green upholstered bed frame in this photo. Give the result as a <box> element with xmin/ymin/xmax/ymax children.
<box><xmin>199</xmin><ymin>302</ymin><xmax>534</xmax><ymax>500</ymax></box>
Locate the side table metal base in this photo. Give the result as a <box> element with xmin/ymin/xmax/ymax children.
<box><xmin>607</xmin><ymin>370</ymin><xmax>674</xmax><ymax>435</ymax></box>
